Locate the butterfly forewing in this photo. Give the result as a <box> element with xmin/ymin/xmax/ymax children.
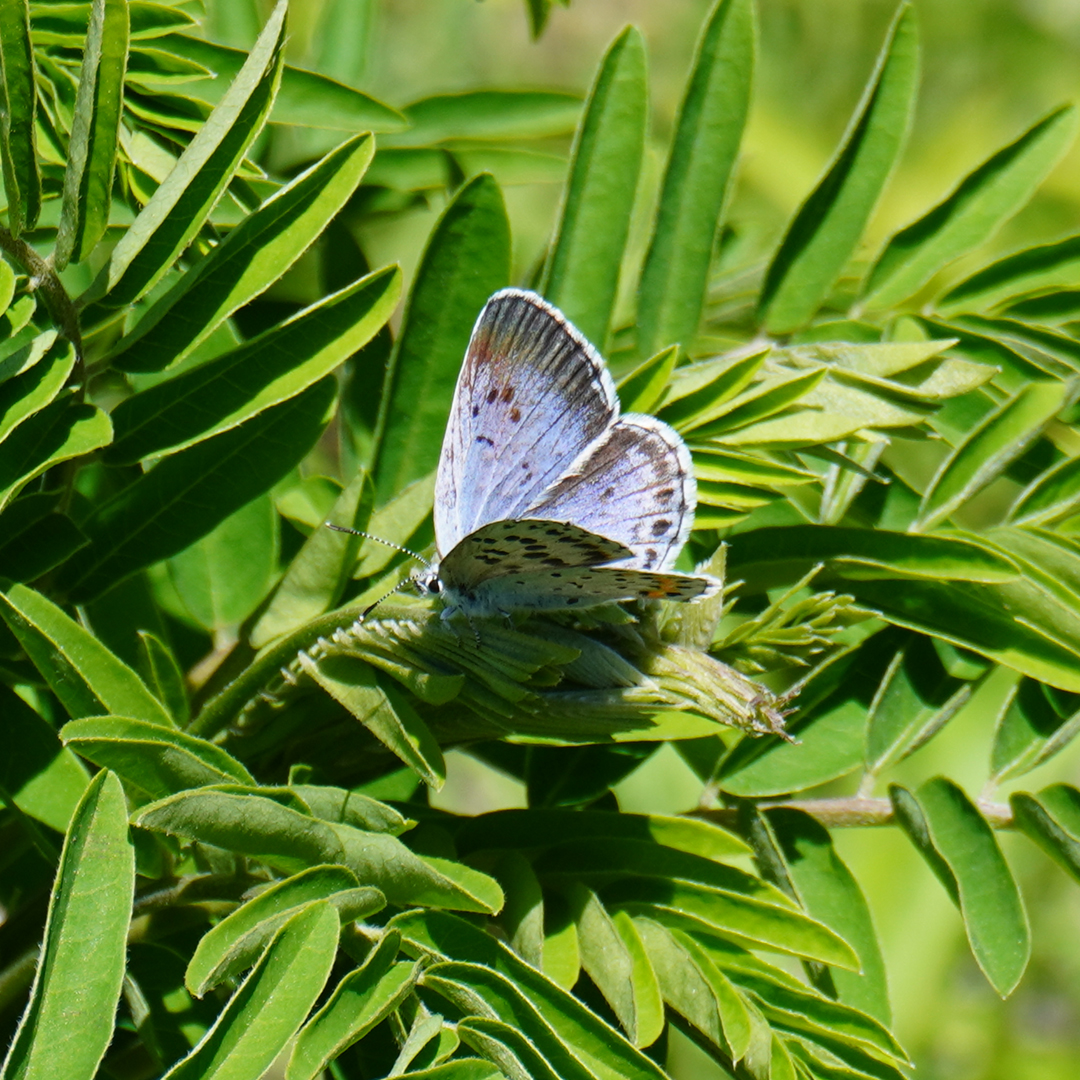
<box><xmin>526</xmin><ymin>415</ymin><xmax>697</xmax><ymax>571</ymax></box>
<box><xmin>438</xmin><ymin>519</ymin><xmax>633</xmax><ymax>593</ymax></box>
<box><xmin>434</xmin><ymin>290</ymin><xmax>618</xmax><ymax>554</ymax></box>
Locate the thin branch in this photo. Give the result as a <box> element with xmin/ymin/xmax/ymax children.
<box><xmin>0</xmin><ymin>225</ymin><xmax>84</xmax><ymax>367</ymax></box>
<box><xmin>694</xmin><ymin>795</ymin><xmax>1015</xmax><ymax>830</ymax></box>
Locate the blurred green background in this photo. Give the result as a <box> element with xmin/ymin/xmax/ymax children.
<box><xmin>208</xmin><ymin>2</ymin><xmax>1080</xmax><ymax>1076</ymax></box>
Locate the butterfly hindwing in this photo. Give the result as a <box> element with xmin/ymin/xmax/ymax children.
<box><xmin>438</xmin><ymin>519</ymin><xmax>633</xmax><ymax>593</ymax></box>
<box><xmin>434</xmin><ymin>290</ymin><xmax>618</xmax><ymax>554</ymax></box>
<box><xmin>466</xmin><ymin>564</ymin><xmax>721</xmax><ymax>613</ymax></box>
<box><xmin>526</xmin><ymin>414</ymin><xmax>697</xmax><ymax>571</ymax></box>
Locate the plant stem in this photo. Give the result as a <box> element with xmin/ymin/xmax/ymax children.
<box><xmin>0</xmin><ymin>225</ymin><xmax>83</xmax><ymax>366</ymax></box>
<box><xmin>695</xmin><ymin>795</ymin><xmax>1015</xmax><ymax>830</ymax></box>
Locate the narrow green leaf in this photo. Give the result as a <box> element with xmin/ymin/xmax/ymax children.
<box><xmin>160</xmin><ymin>902</ymin><xmax>340</xmax><ymax>1080</ymax></box>
<box><xmin>393</xmin><ymin>1063</ymin><xmax>500</xmax><ymax>1080</ymax></box>
<box><xmin>0</xmin><ymin>684</ymin><xmax>89</xmax><ymax>833</ymax></box>
<box><xmin>616</xmin><ymin>346</ymin><xmax>678</xmax><ymax>414</ymax></box>
<box><xmin>634</xmin><ymin>918</ymin><xmax>751</xmax><ymax>1061</ymax></box>
<box><xmin>1009</xmin><ymin>454</ymin><xmax>1080</xmax><ymax>526</ymax></box>
<box><xmin>0</xmin><ymin>341</ymin><xmax>76</xmax><ymax>444</ymax></box>
<box><xmin>54</xmin><ymin>0</ymin><xmax>129</xmax><ymax>268</ymax></box>
<box><xmin>915</xmin><ymin>380</ymin><xmax>1074</xmax><ymax>531</ymax></box>
<box><xmin>938</xmin><ymin>233</ymin><xmax>1080</xmax><ymax>314</ymax></box>
<box><xmin>109</xmin><ymin>266</ymin><xmax>401</xmax><ymax>462</ymax></box>
<box><xmin>455</xmin><ymin>1018</ymin><xmax>561</xmax><ymax>1080</ymax></box>
<box><xmin>186</xmin><ymin>866</ymin><xmax>382</xmax><ymax>997</ymax></box>
<box><xmin>865</xmin><ymin>632</ymin><xmax>972</xmax><ymax>776</ymax></box>
<box><xmin>84</xmin><ymin>0</ymin><xmax>287</xmax><ymax>307</ymax></box>
<box><xmin>302</xmin><ymin>654</ymin><xmax>447</xmax><ymax>788</ymax></box>
<box><xmin>392</xmin><ymin>909</ymin><xmax>668</xmax><ymax>1080</ymax></box>
<box><xmin>989</xmin><ymin>674</ymin><xmax>1080</xmax><ymax>783</ymax></box>
<box><xmin>422</xmin><ymin>962</ymin><xmax>596</xmax><ymax>1080</ymax></box>
<box><xmin>61</xmin><ymin>715</ymin><xmax>256</xmax><ymax>798</ymax></box>
<box><xmin>892</xmin><ymin>778</ymin><xmax>1030</xmax><ymax>996</ymax></box>
<box><xmin>166</xmin><ymin>493</ymin><xmax>277</xmax><ymax>631</ymax></box>
<box><xmin>0</xmin><ymin>500</ymin><xmax>85</xmax><ymax>582</ymax></box>
<box><xmin>759</xmin><ymin>4</ymin><xmax>920</xmax><ymax>333</ymax></box>
<box><xmin>541</xmin><ymin>25</ymin><xmax>646</xmax><ymax>347</ymax></box>
<box><xmin>604</xmin><ymin>878</ymin><xmax>859</xmax><ymax>968</ymax></box>
<box><xmin>0</xmin><ymin>771</ymin><xmax>134</xmax><ymax>1080</ymax></box>
<box><xmin>250</xmin><ymin>470</ymin><xmax>373</xmax><ymax>647</ymax></box>
<box><xmin>1011</xmin><ymin>785</ymin><xmax>1080</xmax><ymax>884</ymax></box>
<box><xmin>0</xmin><ymin>0</ymin><xmax>40</xmax><ymax>235</ymax></box>
<box><xmin>290</xmin><ymin>783</ymin><xmax>412</xmax><ymax>835</ymax></box>
<box><xmin>136</xmin><ymin>788</ymin><xmax>502</xmax><ymax>913</ymax></box>
<box><xmin>160</xmin><ymin>32</ymin><xmax>406</xmax><ymax>131</ymax></box>
<box><xmin>55</xmin><ymin>377</ymin><xmax>336</xmax><ymax>603</ymax></box>
<box><xmin>638</xmin><ymin>0</ymin><xmax>754</xmax><ymax>356</ymax></box>
<box><xmin>454</xmin><ymin>808</ymin><xmax>751</xmax><ymax>860</ymax></box>
<box><xmin>765</xmin><ymin>809</ymin><xmax>891</xmax><ymax>1024</ymax></box>
<box><xmin>136</xmin><ymin>630</ymin><xmax>188</xmax><ymax>726</ymax></box>
<box><xmin>373</xmin><ymin>173</ymin><xmax>510</xmax><ymax>503</ymax></box>
<box><xmin>0</xmin><ymin>327</ymin><xmax>57</xmax><ymax>388</ymax></box>
<box><xmin>611</xmin><ymin>911</ymin><xmax>665</xmax><ymax>1049</ymax></box>
<box><xmin>0</xmin><ymin>583</ymin><xmax>174</xmax><ymax>725</ymax></box>
<box><xmin>863</xmin><ymin>105</ymin><xmax>1077</xmax><ymax>309</ymax></box>
<box><xmin>287</xmin><ymin>947</ymin><xmax>418</xmax><ymax>1080</ymax></box>
<box><xmin>0</xmin><ymin>395</ymin><xmax>112</xmax><ymax>513</ymax></box>
<box><xmin>391</xmin><ymin>90</ymin><xmax>580</xmax><ymax>145</ymax></box>
<box><xmin>109</xmin><ymin>134</ymin><xmax>375</xmax><ymax>373</ymax></box>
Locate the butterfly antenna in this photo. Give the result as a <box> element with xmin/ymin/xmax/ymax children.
<box><xmin>325</xmin><ymin>523</ymin><xmax>432</xmax><ymax>568</ymax></box>
<box><xmin>359</xmin><ymin>576</ymin><xmax>417</xmax><ymax>622</ymax></box>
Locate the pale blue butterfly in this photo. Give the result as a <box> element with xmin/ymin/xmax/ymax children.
<box><xmin>403</xmin><ymin>288</ymin><xmax>721</xmax><ymax>624</ymax></box>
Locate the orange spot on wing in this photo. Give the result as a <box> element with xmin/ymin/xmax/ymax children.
<box><xmin>645</xmin><ymin>576</ymin><xmax>680</xmax><ymax>599</ymax></box>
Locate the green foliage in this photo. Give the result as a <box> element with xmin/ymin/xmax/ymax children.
<box><xmin>4</xmin><ymin>1</ymin><xmax>1080</xmax><ymax>1078</ymax></box>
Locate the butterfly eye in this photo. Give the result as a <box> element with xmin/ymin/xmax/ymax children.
<box><xmin>428</xmin><ymin>579</ymin><xmax>442</xmax><ymax>595</ymax></box>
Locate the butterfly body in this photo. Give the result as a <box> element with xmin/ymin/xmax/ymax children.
<box><xmin>421</xmin><ymin>289</ymin><xmax>719</xmax><ymax>622</ymax></box>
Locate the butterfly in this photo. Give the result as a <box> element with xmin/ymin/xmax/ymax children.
<box><xmin>400</xmin><ymin>288</ymin><xmax>720</xmax><ymax>624</ymax></box>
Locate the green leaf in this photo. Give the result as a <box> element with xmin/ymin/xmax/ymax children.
<box><xmin>109</xmin><ymin>134</ymin><xmax>376</xmax><ymax>373</ymax></box>
<box><xmin>159</xmin><ymin>902</ymin><xmax>340</xmax><ymax>1080</ymax></box>
<box><xmin>938</xmin><ymin>233</ymin><xmax>1080</xmax><ymax>314</ymax></box>
<box><xmin>302</xmin><ymin>655</ymin><xmax>447</xmax><ymax>788</ymax></box>
<box><xmin>290</xmin><ymin>783</ymin><xmax>412</xmax><ymax>834</ymax></box>
<box><xmin>634</xmin><ymin>918</ymin><xmax>755</xmax><ymax>1061</ymax></box>
<box><xmin>55</xmin><ymin>377</ymin><xmax>336</xmax><ymax>603</ymax></box>
<box><xmin>393</xmin><ymin>1063</ymin><xmax>501</xmax><ymax>1080</ymax></box>
<box><xmin>54</xmin><ymin>0</ymin><xmax>129</xmax><ymax>268</ymax></box>
<box><xmin>0</xmin><ymin>502</ymin><xmax>86</xmax><ymax>583</ymax></box>
<box><xmin>186</xmin><ymin>866</ymin><xmax>382</xmax><ymax>997</ymax></box>
<box><xmin>0</xmin><ymin>583</ymin><xmax>174</xmax><ymax>725</ymax></box>
<box><xmin>891</xmin><ymin>778</ymin><xmax>1029</xmax><ymax>996</ymax></box>
<box><xmin>159</xmin><ymin>32</ymin><xmax>406</xmax><ymax>131</ymax></box>
<box><xmin>135</xmin><ymin>630</ymin><xmax>187</xmax><ymax>726</ymax></box>
<box><xmin>914</xmin><ymin>380</ymin><xmax>1074</xmax><ymax>531</ymax></box>
<box><xmin>0</xmin><ymin>327</ymin><xmax>56</xmax><ymax>389</ymax></box>
<box><xmin>1009</xmin><ymin>453</ymin><xmax>1080</xmax><ymax>526</ymax></box>
<box><xmin>287</xmin><ymin>940</ymin><xmax>418</xmax><ymax>1080</ymax></box>
<box><xmin>454</xmin><ymin>808</ymin><xmax>752</xmax><ymax>861</ymax></box>
<box><xmin>604</xmin><ymin>878</ymin><xmax>859</xmax><ymax>968</ymax></box>
<box><xmin>0</xmin><ymin>684</ymin><xmax>89</xmax><ymax>833</ymax></box>
<box><xmin>61</xmin><ymin>715</ymin><xmax>255</xmax><ymax>798</ymax></box>
<box><xmin>0</xmin><ymin>0</ymin><xmax>40</xmax><ymax>235</ymax></box>
<box><xmin>373</xmin><ymin>173</ymin><xmax>510</xmax><ymax>504</ymax></box>
<box><xmin>758</xmin><ymin>4</ymin><xmax>920</xmax><ymax>333</ymax></box>
<box><xmin>135</xmin><ymin>788</ymin><xmax>503</xmax><ymax>913</ymax></box>
<box><xmin>83</xmin><ymin>0</ymin><xmax>287</xmax><ymax>307</ymax></box>
<box><xmin>0</xmin><ymin>771</ymin><xmax>133</xmax><ymax>1080</ymax></box>
<box><xmin>862</xmin><ymin>105</ymin><xmax>1077</xmax><ymax>309</ymax></box>
<box><xmin>616</xmin><ymin>346</ymin><xmax>679</xmax><ymax>414</ymax></box>
<box><xmin>764</xmin><ymin>809</ymin><xmax>891</xmax><ymax>1025</ymax></box>
<box><xmin>392</xmin><ymin>910</ymin><xmax>669</xmax><ymax>1080</ymax></box>
<box><xmin>454</xmin><ymin>1018</ymin><xmax>562</xmax><ymax>1080</ymax></box>
<box><xmin>865</xmin><ymin>631</ymin><xmax>973</xmax><ymax>776</ymax></box>
<box><xmin>391</xmin><ymin>90</ymin><xmax>580</xmax><ymax>146</ymax></box>
<box><xmin>250</xmin><ymin>469</ymin><xmax>373</xmax><ymax>647</ymax></box>
<box><xmin>109</xmin><ymin>265</ymin><xmax>400</xmax><ymax>462</ymax></box>
<box><xmin>0</xmin><ymin>341</ymin><xmax>76</xmax><ymax>444</ymax></box>
<box><xmin>0</xmin><ymin>395</ymin><xmax>112</xmax><ymax>513</ymax></box>
<box><xmin>540</xmin><ymin>25</ymin><xmax>646</xmax><ymax>347</ymax></box>
<box><xmin>989</xmin><ymin>674</ymin><xmax>1080</xmax><ymax>784</ymax></box>
<box><xmin>638</xmin><ymin>0</ymin><xmax>754</xmax><ymax>356</ymax></box>
<box><xmin>166</xmin><ymin>493</ymin><xmax>277</xmax><ymax>631</ymax></box>
<box><xmin>1011</xmin><ymin>785</ymin><xmax>1080</xmax><ymax>884</ymax></box>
